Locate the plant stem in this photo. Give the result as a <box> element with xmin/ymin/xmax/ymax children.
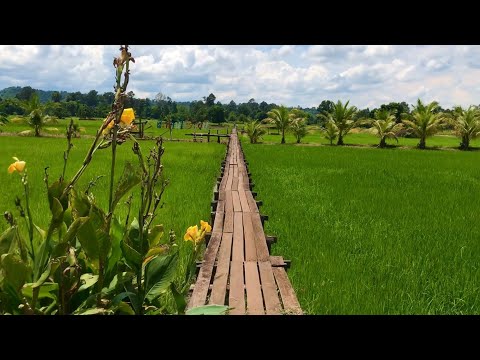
<box><xmin>23</xmin><ymin>180</ymin><xmax>35</xmax><ymax>261</ymax></box>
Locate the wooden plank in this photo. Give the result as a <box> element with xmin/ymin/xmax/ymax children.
<box><xmin>244</xmin><ymin>261</ymin><xmax>264</xmax><ymax>315</ymax></box>
<box><xmin>273</xmin><ymin>267</ymin><xmax>302</xmax><ymax>315</ymax></box>
<box><xmin>270</xmin><ymin>256</ymin><xmax>286</xmax><ymax>267</ymax></box>
<box><xmin>225</xmin><ymin>191</ymin><xmax>233</xmax><ymax>213</ymax></box>
<box><xmin>188</xmin><ymin>232</ymin><xmax>223</xmax><ymax>308</ymax></box>
<box><xmin>251</xmin><ymin>213</ymin><xmax>270</xmax><ymax>261</ymax></box>
<box><xmin>233</xmin><ymin>166</ymin><xmax>238</xmax><ymax>178</ymax></box>
<box><xmin>218</xmin><ymin>190</ymin><xmax>226</xmax><ymax>201</ymax></box>
<box><xmin>232</xmin><ymin>212</ymin><xmax>244</xmax><ymax>261</ymax></box>
<box><xmin>245</xmin><ymin>191</ymin><xmax>259</xmax><ymax>213</ymax></box>
<box><xmin>258</xmin><ymin>262</ymin><xmax>282</xmax><ymax>315</ymax></box>
<box><xmin>209</xmin><ymin>233</ymin><xmax>233</xmax><ymax>305</ymax></box>
<box><xmin>229</xmin><ymin>261</ymin><xmax>245</xmax><ymax>315</ymax></box>
<box><xmin>224</xmin><ymin>211</ymin><xmax>234</xmax><ymax>233</ymax></box>
<box><xmin>238</xmin><ymin>189</ymin><xmax>250</xmax><ymax>212</ymax></box>
<box><xmin>232</xmin><ymin>191</ymin><xmax>242</xmax><ymax>212</ymax></box>
<box><xmin>232</xmin><ymin>177</ymin><xmax>239</xmax><ymax>191</ymax></box>
<box><xmin>225</xmin><ymin>167</ymin><xmax>234</xmax><ymax>190</ymax></box>
<box><xmin>243</xmin><ymin>212</ymin><xmax>257</xmax><ymax>261</ymax></box>
<box><xmin>216</xmin><ymin>199</ymin><xmax>225</xmax><ymax>213</ymax></box>
<box><xmin>212</xmin><ymin>212</ymin><xmax>224</xmax><ymax>233</ymax></box>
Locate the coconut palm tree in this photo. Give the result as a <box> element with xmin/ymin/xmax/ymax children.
<box><xmin>290</xmin><ymin>108</ymin><xmax>309</xmax><ymax>143</ymax></box>
<box><xmin>402</xmin><ymin>99</ymin><xmax>447</xmax><ymax>149</ymax></box>
<box><xmin>244</xmin><ymin>120</ymin><xmax>267</xmax><ymax>144</ymax></box>
<box><xmin>266</xmin><ymin>106</ymin><xmax>292</xmax><ymax>144</ymax></box>
<box><xmin>363</xmin><ymin>109</ymin><xmax>404</xmax><ymax>148</ymax></box>
<box><xmin>319</xmin><ymin>100</ymin><xmax>358</xmax><ymax>145</ymax></box>
<box><xmin>449</xmin><ymin>106</ymin><xmax>480</xmax><ymax>150</ymax></box>
<box><xmin>23</xmin><ymin>93</ymin><xmax>46</xmax><ymax>137</ymax></box>
<box><xmin>323</xmin><ymin>120</ymin><xmax>338</xmax><ymax>145</ymax></box>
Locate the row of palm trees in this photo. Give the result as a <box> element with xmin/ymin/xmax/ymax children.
<box><xmin>244</xmin><ymin>99</ymin><xmax>480</xmax><ymax>150</ymax></box>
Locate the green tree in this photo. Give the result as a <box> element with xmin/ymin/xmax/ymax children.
<box><xmin>23</xmin><ymin>93</ymin><xmax>46</xmax><ymax>137</ymax></box>
<box><xmin>449</xmin><ymin>105</ymin><xmax>480</xmax><ymax>150</ymax></box>
<box><xmin>290</xmin><ymin>109</ymin><xmax>309</xmax><ymax>143</ymax></box>
<box><xmin>208</xmin><ymin>105</ymin><xmax>225</xmax><ymax>123</ymax></box>
<box><xmin>323</xmin><ymin>120</ymin><xmax>338</xmax><ymax>145</ymax></box>
<box><xmin>204</xmin><ymin>93</ymin><xmax>216</xmax><ymax>107</ymax></box>
<box><xmin>266</xmin><ymin>106</ymin><xmax>292</xmax><ymax>144</ymax></box>
<box><xmin>16</xmin><ymin>86</ymin><xmax>36</xmax><ymax>101</ymax></box>
<box><xmin>319</xmin><ymin>100</ymin><xmax>358</xmax><ymax>145</ymax></box>
<box><xmin>51</xmin><ymin>91</ymin><xmax>62</xmax><ymax>103</ymax></box>
<box><xmin>244</xmin><ymin>120</ymin><xmax>267</xmax><ymax>144</ymax></box>
<box><xmin>363</xmin><ymin>109</ymin><xmax>404</xmax><ymax>148</ymax></box>
<box><xmin>402</xmin><ymin>99</ymin><xmax>446</xmax><ymax>149</ymax></box>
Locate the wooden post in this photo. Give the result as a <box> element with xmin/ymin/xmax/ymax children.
<box><xmin>208</xmin><ymin>129</ymin><xmax>211</xmax><ymax>143</ymax></box>
<box><xmin>217</xmin><ymin>129</ymin><xmax>220</xmax><ymax>143</ymax></box>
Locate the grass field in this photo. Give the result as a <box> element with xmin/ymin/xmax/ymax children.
<box><xmin>243</xmin><ymin>143</ymin><xmax>480</xmax><ymax>314</ymax></box>
<box><xmin>239</xmin><ymin>126</ymin><xmax>480</xmax><ymax>149</ymax></box>
<box><xmin>1</xmin><ymin>116</ymin><xmax>233</xmax><ymax>140</ymax></box>
<box><xmin>0</xmin><ymin>135</ymin><xmax>225</xmax><ymax>246</ymax></box>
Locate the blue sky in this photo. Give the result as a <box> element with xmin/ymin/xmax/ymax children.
<box><xmin>1</xmin><ymin>45</ymin><xmax>479</xmax><ymax>109</ymax></box>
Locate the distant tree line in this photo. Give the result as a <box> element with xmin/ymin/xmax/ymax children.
<box><xmin>0</xmin><ymin>86</ymin><xmax>457</xmax><ymax>130</ymax></box>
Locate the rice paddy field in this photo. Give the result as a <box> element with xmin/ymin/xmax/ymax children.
<box><xmin>3</xmin><ymin>118</ymin><xmax>480</xmax><ymax>314</ymax></box>
<box><xmin>242</xmin><ymin>142</ymin><xmax>480</xmax><ymax>314</ymax></box>
<box><xmin>0</xmin><ymin>135</ymin><xmax>225</xmax><ymax>243</ymax></box>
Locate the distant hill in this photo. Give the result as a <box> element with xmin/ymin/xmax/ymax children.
<box><xmin>0</xmin><ymin>86</ymin><xmax>70</xmax><ymax>103</ymax></box>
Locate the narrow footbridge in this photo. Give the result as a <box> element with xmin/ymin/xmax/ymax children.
<box><xmin>187</xmin><ymin>129</ymin><xmax>302</xmax><ymax>315</ymax></box>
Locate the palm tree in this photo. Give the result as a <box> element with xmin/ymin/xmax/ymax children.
<box><xmin>290</xmin><ymin>108</ymin><xmax>309</xmax><ymax>144</ymax></box>
<box><xmin>244</xmin><ymin>120</ymin><xmax>267</xmax><ymax>144</ymax></box>
<box><xmin>363</xmin><ymin>109</ymin><xmax>404</xmax><ymax>148</ymax></box>
<box><xmin>449</xmin><ymin>106</ymin><xmax>480</xmax><ymax>150</ymax></box>
<box><xmin>323</xmin><ymin>120</ymin><xmax>338</xmax><ymax>145</ymax></box>
<box><xmin>319</xmin><ymin>100</ymin><xmax>358</xmax><ymax>145</ymax></box>
<box><xmin>266</xmin><ymin>106</ymin><xmax>292</xmax><ymax>144</ymax></box>
<box><xmin>23</xmin><ymin>93</ymin><xmax>46</xmax><ymax>137</ymax></box>
<box><xmin>402</xmin><ymin>99</ymin><xmax>446</xmax><ymax>149</ymax></box>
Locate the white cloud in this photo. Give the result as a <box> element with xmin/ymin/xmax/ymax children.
<box><xmin>1</xmin><ymin>45</ymin><xmax>480</xmax><ymax>109</ymax></box>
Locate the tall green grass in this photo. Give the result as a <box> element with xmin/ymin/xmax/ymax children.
<box><xmin>0</xmin><ymin>136</ymin><xmax>225</xmax><ymax>244</ymax></box>
<box><xmin>243</xmin><ymin>143</ymin><xmax>480</xmax><ymax>314</ymax></box>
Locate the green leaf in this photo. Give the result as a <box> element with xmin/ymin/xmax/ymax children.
<box><xmin>78</xmin><ymin>273</ymin><xmax>99</xmax><ymax>292</ymax></box>
<box><xmin>62</xmin><ymin>216</ymin><xmax>89</xmax><ymax>245</ymax></box>
<box><xmin>0</xmin><ymin>227</ymin><xmax>15</xmax><ymax>256</ymax></box>
<box><xmin>63</xmin><ymin>207</ymin><xmax>73</xmax><ymax>228</ymax></box>
<box><xmin>145</xmin><ymin>252</ymin><xmax>178</xmax><ymax>303</ymax></box>
<box><xmin>77</xmin><ymin>204</ymin><xmax>110</xmax><ymax>261</ymax></box>
<box><xmin>22</xmin><ymin>282</ymin><xmax>58</xmax><ymax>300</ymax></box>
<box><xmin>111</xmin><ymin>291</ymin><xmax>137</xmax><ymax>306</ymax></box>
<box><xmin>186</xmin><ymin>305</ymin><xmax>229</xmax><ymax>315</ymax></box>
<box><xmin>71</xmin><ymin>188</ymin><xmax>91</xmax><ymax>218</ymax></box>
<box><xmin>120</xmin><ymin>240</ymin><xmax>142</xmax><ymax>271</ymax></box>
<box><xmin>33</xmin><ymin>223</ymin><xmax>46</xmax><ymax>241</ymax></box>
<box><xmin>148</xmin><ymin>224</ymin><xmax>164</xmax><ymax>247</ymax></box>
<box><xmin>112</xmin><ymin>162</ymin><xmax>141</xmax><ymax>211</ymax></box>
<box><xmin>1</xmin><ymin>254</ymin><xmax>30</xmax><ymax>291</ymax></box>
<box><xmin>31</xmin><ymin>262</ymin><xmax>52</xmax><ymax>288</ymax></box>
<box><xmin>144</xmin><ymin>245</ymin><xmax>168</xmax><ymax>264</ymax></box>
<box><xmin>47</xmin><ymin>180</ymin><xmax>68</xmax><ymax>212</ymax></box>
<box><xmin>77</xmin><ymin>308</ymin><xmax>114</xmax><ymax>315</ymax></box>
<box><xmin>106</xmin><ymin>272</ymin><xmax>135</xmax><ymax>294</ymax></box>
<box><xmin>170</xmin><ymin>283</ymin><xmax>187</xmax><ymax>314</ymax></box>
<box><xmin>51</xmin><ymin>197</ymin><xmax>64</xmax><ymax>224</ymax></box>
<box><xmin>115</xmin><ymin>301</ymin><xmax>135</xmax><ymax>315</ymax></box>
<box><xmin>106</xmin><ymin>217</ymin><xmax>124</xmax><ymax>279</ymax></box>
<box><xmin>77</xmin><ymin>218</ymin><xmax>99</xmax><ymax>260</ymax></box>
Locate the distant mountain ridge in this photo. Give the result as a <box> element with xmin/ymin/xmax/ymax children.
<box><xmin>0</xmin><ymin>87</ymin><xmax>70</xmax><ymax>103</ymax></box>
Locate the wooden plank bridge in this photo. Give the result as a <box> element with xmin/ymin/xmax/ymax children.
<box><xmin>187</xmin><ymin>128</ymin><xmax>302</xmax><ymax>315</ymax></box>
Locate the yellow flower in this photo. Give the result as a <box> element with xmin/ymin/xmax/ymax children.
<box><xmin>200</xmin><ymin>220</ymin><xmax>212</xmax><ymax>233</ymax></box>
<box><xmin>8</xmin><ymin>157</ymin><xmax>26</xmax><ymax>174</ymax></box>
<box><xmin>121</xmin><ymin>108</ymin><xmax>135</xmax><ymax>126</ymax></box>
<box><xmin>184</xmin><ymin>225</ymin><xmax>199</xmax><ymax>243</ymax></box>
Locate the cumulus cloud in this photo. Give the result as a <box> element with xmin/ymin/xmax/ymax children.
<box><xmin>0</xmin><ymin>45</ymin><xmax>479</xmax><ymax>108</ymax></box>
